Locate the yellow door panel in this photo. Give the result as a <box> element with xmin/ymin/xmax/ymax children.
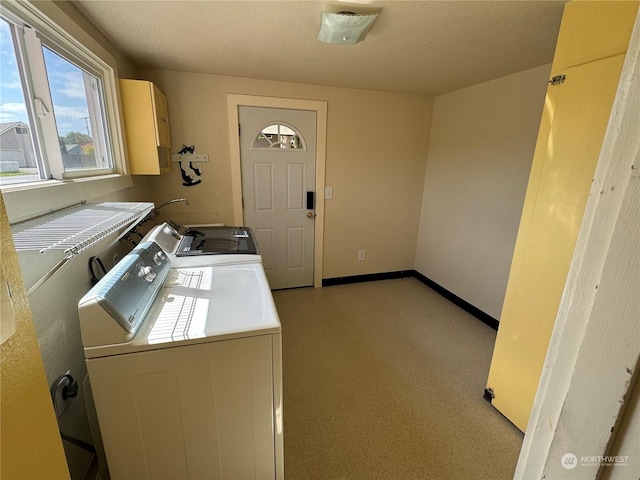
<box><xmin>486</xmin><ymin>53</ymin><xmax>626</xmax><ymax>431</ymax></box>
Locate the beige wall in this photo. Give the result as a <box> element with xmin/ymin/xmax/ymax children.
<box><xmin>139</xmin><ymin>69</ymin><xmax>433</xmax><ymax>279</ymax></box>
<box><xmin>414</xmin><ymin>64</ymin><xmax>550</xmax><ymax>319</ymax></box>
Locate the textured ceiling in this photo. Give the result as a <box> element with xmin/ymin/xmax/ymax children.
<box><xmin>73</xmin><ymin>1</ymin><xmax>566</xmax><ymax>96</ymax></box>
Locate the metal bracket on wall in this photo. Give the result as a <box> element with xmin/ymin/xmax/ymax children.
<box><xmin>548</xmin><ymin>74</ymin><xmax>566</xmax><ymax>85</ymax></box>
<box><xmin>170</xmin><ymin>153</ymin><xmax>209</xmax><ymax>162</ymax></box>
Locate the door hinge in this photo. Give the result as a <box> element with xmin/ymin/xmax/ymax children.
<box><xmin>238</xmin><ymin>123</ymin><xmax>241</xmax><ymax>136</ymax></box>
<box><xmin>483</xmin><ymin>387</ymin><xmax>495</xmax><ymax>403</ymax></box>
<box><xmin>548</xmin><ymin>74</ymin><xmax>566</xmax><ymax>85</ymax></box>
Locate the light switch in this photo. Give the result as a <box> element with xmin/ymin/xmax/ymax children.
<box><xmin>325</xmin><ymin>187</ymin><xmax>333</xmax><ymax>199</ymax></box>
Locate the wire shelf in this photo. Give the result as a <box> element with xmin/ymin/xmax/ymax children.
<box><xmin>12</xmin><ymin>202</ymin><xmax>154</xmax><ymax>254</ymax></box>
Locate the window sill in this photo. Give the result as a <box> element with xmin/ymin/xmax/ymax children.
<box><xmin>2</xmin><ymin>174</ymin><xmax>134</xmax><ymax>224</ymax></box>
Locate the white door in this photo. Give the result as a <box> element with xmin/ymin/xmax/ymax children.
<box><xmin>239</xmin><ymin>106</ymin><xmax>316</xmax><ymax>289</ymax></box>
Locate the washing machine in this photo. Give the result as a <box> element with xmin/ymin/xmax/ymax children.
<box><xmin>78</xmin><ymin>240</ymin><xmax>283</xmax><ymax>479</ymax></box>
<box><xmin>142</xmin><ymin>222</ymin><xmax>261</xmax><ymax>268</ymax></box>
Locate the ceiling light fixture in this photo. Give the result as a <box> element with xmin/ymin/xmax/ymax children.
<box><xmin>317</xmin><ymin>11</ymin><xmax>379</xmax><ymax>45</ymax></box>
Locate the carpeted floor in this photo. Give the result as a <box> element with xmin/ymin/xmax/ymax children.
<box><xmin>272</xmin><ymin>277</ymin><xmax>523</xmax><ymax>480</ymax></box>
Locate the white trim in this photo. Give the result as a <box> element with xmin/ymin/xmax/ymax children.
<box><xmin>21</xmin><ymin>25</ymin><xmax>63</xmax><ymax>177</ymax></box>
<box><xmin>7</xmin><ymin>0</ymin><xmax>115</xmax><ymax>68</ymax></box>
<box><xmin>227</xmin><ymin>94</ymin><xmax>327</xmax><ymax>288</ymax></box>
<box><xmin>515</xmin><ymin>10</ymin><xmax>640</xmax><ymax>479</ymax></box>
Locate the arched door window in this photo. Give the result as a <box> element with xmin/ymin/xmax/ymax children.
<box><xmin>251</xmin><ymin>123</ymin><xmax>306</xmax><ymax>150</ymax></box>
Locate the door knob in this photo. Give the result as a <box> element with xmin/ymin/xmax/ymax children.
<box><xmin>307</xmin><ymin>212</ymin><xmax>314</xmax><ymax>218</ymax></box>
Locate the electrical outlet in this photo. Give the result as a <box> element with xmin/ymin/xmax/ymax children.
<box><xmin>358</xmin><ymin>250</ymin><xmax>366</xmax><ymax>261</ymax></box>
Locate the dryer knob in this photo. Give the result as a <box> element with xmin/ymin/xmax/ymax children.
<box><xmin>153</xmin><ymin>251</ymin><xmax>167</xmax><ymax>265</ymax></box>
<box><xmin>138</xmin><ymin>265</ymin><xmax>156</xmax><ymax>283</ymax></box>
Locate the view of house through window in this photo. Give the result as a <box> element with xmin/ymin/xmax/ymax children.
<box><xmin>0</xmin><ymin>13</ymin><xmax>115</xmax><ymax>187</ymax></box>
<box><xmin>0</xmin><ymin>18</ymin><xmax>40</xmax><ymax>185</ymax></box>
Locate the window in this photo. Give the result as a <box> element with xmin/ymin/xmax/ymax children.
<box><xmin>252</xmin><ymin>124</ymin><xmax>305</xmax><ymax>150</ymax></box>
<box><xmin>0</xmin><ymin>5</ymin><xmax>119</xmax><ymax>188</ymax></box>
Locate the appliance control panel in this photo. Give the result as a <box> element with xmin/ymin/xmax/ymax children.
<box><xmin>141</xmin><ymin>222</ymin><xmax>182</xmax><ymax>254</ymax></box>
<box><xmin>78</xmin><ymin>241</ymin><xmax>171</xmax><ymax>347</ymax></box>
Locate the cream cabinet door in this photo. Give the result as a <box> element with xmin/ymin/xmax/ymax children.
<box><xmin>153</xmin><ymin>85</ymin><xmax>171</xmax><ymax>148</ymax></box>
<box><xmin>120</xmin><ymin>79</ymin><xmax>172</xmax><ymax>174</ymax></box>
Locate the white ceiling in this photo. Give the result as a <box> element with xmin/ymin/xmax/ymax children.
<box><xmin>72</xmin><ymin>1</ymin><xmax>566</xmax><ymax>96</ymax></box>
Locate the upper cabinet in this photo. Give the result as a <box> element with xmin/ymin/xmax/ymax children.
<box><xmin>119</xmin><ymin>79</ymin><xmax>172</xmax><ymax>175</ymax></box>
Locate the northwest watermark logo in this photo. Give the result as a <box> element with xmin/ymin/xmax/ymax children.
<box><xmin>562</xmin><ymin>453</ymin><xmax>629</xmax><ymax>469</ymax></box>
<box><xmin>561</xmin><ymin>453</ymin><xmax>577</xmax><ymax>470</ymax></box>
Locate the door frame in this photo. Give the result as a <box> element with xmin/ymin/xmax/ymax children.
<box><xmin>227</xmin><ymin>94</ymin><xmax>327</xmax><ymax>288</ymax></box>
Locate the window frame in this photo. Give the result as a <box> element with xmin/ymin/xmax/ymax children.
<box><xmin>38</xmin><ymin>34</ymin><xmax>115</xmax><ymax>179</ymax></box>
<box><xmin>0</xmin><ymin>0</ymin><xmax>131</xmax><ymax>213</ymax></box>
<box><xmin>251</xmin><ymin>122</ymin><xmax>307</xmax><ymax>151</ymax></box>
